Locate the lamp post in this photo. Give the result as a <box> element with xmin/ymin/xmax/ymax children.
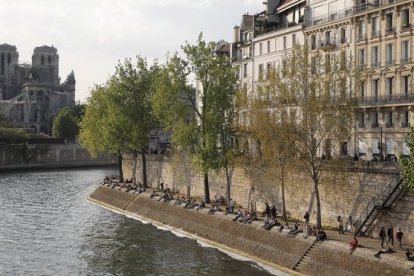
<box><xmin>380</xmin><ymin>126</ymin><xmax>383</xmax><ymax>161</ymax></box>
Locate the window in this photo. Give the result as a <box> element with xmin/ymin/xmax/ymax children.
<box><xmin>47</xmin><ymin>55</ymin><xmax>52</xmax><ymax>64</ymax></box>
<box><xmin>358</xmin><ymin>19</ymin><xmax>365</xmax><ymax>40</ymax></box>
<box><xmin>371</xmin><ymin>46</ymin><xmax>379</xmax><ymax>67</ymax></box>
<box><xmin>387</xmin><ymin>111</ymin><xmax>393</xmax><ymax>128</ymax></box>
<box><xmin>292</xmin><ymin>34</ymin><xmax>296</xmax><ymax>46</ymax></box>
<box><xmin>402</xmin><ymin>9</ymin><xmax>410</xmax><ymax>28</ymax></box>
<box><xmin>325</xmin><ymin>31</ymin><xmax>331</xmax><ymax>45</ymax></box>
<box><xmin>341</xmin><ymin>28</ymin><xmax>347</xmax><ymax>43</ymax></box>
<box><xmin>243</xmin><ymin>63</ymin><xmax>247</xmax><ymax>78</ymax></box>
<box><xmin>386</xmin><ymin>77</ymin><xmax>393</xmax><ymax>97</ymax></box>
<box><xmin>360</xmin><ymin>81</ymin><xmax>365</xmax><ymax>99</ymax></box>
<box><xmin>311</xmin><ymin>35</ymin><xmax>316</xmax><ymax>50</ymax></box>
<box><xmin>0</xmin><ymin>53</ymin><xmax>4</xmax><ymax>75</ymax></box>
<box><xmin>358</xmin><ymin>112</ymin><xmax>365</xmax><ymax>128</ymax></box>
<box><xmin>372</xmin><ymin>112</ymin><xmax>379</xmax><ymax>128</ymax></box>
<box><xmin>283</xmin><ymin>37</ymin><xmax>287</xmax><ymax>49</ymax></box>
<box><xmin>282</xmin><ymin>60</ymin><xmax>287</xmax><ymax>77</ymax></box>
<box><xmin>372</xmin><ymin>79</ymin><xmax>379</xmax><ymax>100</ymax></box>
<box><xmin>267</xmin><ymin>40</ymin><xmax>270</xmax><ymax>53</ymax></box>
<box><xmin>402</xmin><ymin>111</ymin><xmax>410</xmax><ymax>128</ymax></box>
<box><xmin>402</xmin><ymin>40</ymin><xmax>410</xmax><ymax>64</ymax></box>
<box><xmin>386</xmin><ymin>44</ymin><xmax>393</xmax><ymax>65</ymax></box>
<box><xmin>41</xmin><ymin>55</ymin><xmax>45</xmax><ymax>65</ymax></box>
<box><xmin>371</xmin><ymin>16</ymin><xmax>380</xmax><ymax>37</ymax></box>
<box><xmin>402</xmin><ymin>75</ymin><xmax>410</xmax><ymax>95</ymax></box>
<box><xmin>259</xmin><ymin>43</ymin><xmax>262</xmax><ymax>55</ymax></box>
<box><xmin>266</xmin><ymin>63</ymin><xmax>271</xmax><ymax>79</ymax></box>
<box><xmin>258</xmin><ymin>64</ymin><xmax>264</xmax><ymax>80</ymax></box>
<box><xmin>386</xmin><ymin>13</ymin><xmax>394</xmax><ymax>31</ymax></box>
<box><xmin>358</xmin><ymin>48</ymin><xmax>365</xmax><ymax>67</ymax></box>
<box><xmin>311</xmin><ymin>56</ymin><xmax>316</xmax><ymax>75</ymax></box>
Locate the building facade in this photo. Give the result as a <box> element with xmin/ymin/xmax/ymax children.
<box><xmin>0</xmin><ymin>44</ymin><xmax>75</xmax><ymax>134</ymax></box>
<box><xmin>231</xmin><ymin>0</ymin><xmax>414</xmax><ymax>159</ymax></box>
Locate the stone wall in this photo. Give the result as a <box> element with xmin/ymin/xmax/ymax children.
<box><xmin>88</xmin><ymin>186</ymin><xmax>414</xmax><ymax>276</ymax></box>
<box><xmin>122</xmin><ymin>154</ymin><xmax>408</xmax><ymax>230</ymax></box>
<box><xmin>0</xmin><ymin>143</ymin><xmax>116</xmax><ymax>170</ymax></box>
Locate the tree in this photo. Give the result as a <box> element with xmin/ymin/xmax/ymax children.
<box><xmin>248</xmin><ymin>45</ymin><xmax>356</xmax><ymax>228</ymax></box>
<box><xmin>152</xmin><ymin>34</ymin><xmax>238</xmax><ymax>203</ymax></box>
<box><xmin>52</xmin><ymin>108</ymin><xmax>79</xmax><ymax>141</ymax></box>
<box><xmin>401</xmin><ymin>131</ymin><xmax>414</xmax><ymax>191</ymax></box>
<box><xmin>79</xmin><ymin>57</ymin><xmax>159</xmax><ymax>185</ymax></box>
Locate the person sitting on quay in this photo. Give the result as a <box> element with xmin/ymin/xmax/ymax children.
<box><xmin>374</xmin><ymin>247</ymin><xmax>395</xmax><ymax>258</ymax></box>
<box><xmin>150</xmin><ymin>189</ymin><xmax>158</xmax><ymax>198</ymax></box>
<box><xmin>263</xmin><ymin>217</ymin><xmax>279</xmax><ymax>231</ymax></box>
<box><xmin>208</xmin><ymin>204</ymin><xmax>220</xmax><ymax>215</ymax></box>
<box><xmin>271</xmin><ymin>204</ymin><xmax>277</xmax><ymax>218</ymax></box>
<box><xmin>287</xmin><ymin>223</ymin><xmax>302</xmax><ymax>237</ymax></box>
<box><xmin>195</xmin><ymin>199</ymin><xmax>205</xmax><ymax>211</ymax></box>
<box><xmin>316</xmin><ymin>229</ymin><xmax>327</xmax><ymax>242</ymax></box>
<box><xmin>245</xmin><ymin>211</ymin><xmax>257</xmax><ymax>224</ymax></box>
<box><xmin>233</xmin><ymin>209</ymin><xmax>244</xmax><ymax>221</ymax></box>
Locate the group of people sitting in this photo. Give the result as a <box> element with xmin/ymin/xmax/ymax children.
<box><xmin>176</xmin><ymin>196</ymin><xmax>206</xmax><ymax>210</ymax></box>
<box><xmin>232</xmin><ymin>209</ymin><xmax>257</xmax><ymax>223</ymax></box>
<box><xmin>101</xmin><ymin>176</ymin><xmax>146</xmax><ymax>194</ymax></box>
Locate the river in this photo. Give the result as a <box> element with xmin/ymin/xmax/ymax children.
<box><xmin>0</xmin><ymin>167</ymin><xmax>271</xmax><ymax>275</ymax></box>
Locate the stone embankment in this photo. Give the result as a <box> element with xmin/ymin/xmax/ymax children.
<box><xmin>89</xmin><ymin>185</ymin><xmax>414</xmax><ymax>276</ymax></box>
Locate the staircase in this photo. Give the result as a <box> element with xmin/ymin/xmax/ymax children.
<box><xmin>292</xmin><ymin>240</ymin><xmax>321</xmax><ymax>272</ymax></box>
<box><xmin>354</xmin><ymin>175</ymin><xmax>405</xmax><ymax>236</ymax></box>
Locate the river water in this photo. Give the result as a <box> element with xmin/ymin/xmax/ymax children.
<box><xmin>0</xmin><ymin>168</ymin><xmax>271</xmax><ymax>275</ymax></box>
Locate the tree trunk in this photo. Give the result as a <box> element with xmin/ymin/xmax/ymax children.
<box><xmin>118</xmin><ymin>152</ymin><xmax>124</xmax><ymax>183</ymax></box>
<box><xmin>141</xmin><ymin>151</ymin><xmax>147</xmax><ymax>188</ymax></box>
<box><xmin>204</xmin><ymin>172</ymin><xmax>210</xmax><ymax>203</ymax></box>
<box><xmin>132</xmin><ymin>151</ymin><xmax>138</xmax><ymax>184</ymax></box>
<box><xmin>280</xmin><ymin>165</ymin><xmax>288</xmax><ymax>224</ymax></box>
<box><xmin>313</xmin><ymin>177</ymin><xmax>322</xmax><ymax>229</ymax></box>
<box><xmin>225</xmin><ymin>163</ymin><xmax>231</xmax><ymax>205</ymax></box>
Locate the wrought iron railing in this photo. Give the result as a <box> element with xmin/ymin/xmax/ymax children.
<box><xmin>354</xmin><ymin>175</ymin><xmax>401</xmax><ymax>235</ymax></box>
<box><xmin>357</xmin><ymin>93</ymin><xmax>414</xmax><ymax>106</ymax></box>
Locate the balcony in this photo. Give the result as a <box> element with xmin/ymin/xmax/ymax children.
<box><xmin>401</xmin><ymin>122</ymin><xmax>410</xmax><ymax>128</ymax></box>
<box><xmin>401</xmin><ymin>57</ymin><xmax>411</xmax><ymax>64</ymax></box>
<box><xmin>318</xmin><ymin>38</ymin><xmax>336</xmax><ymax>50</ymax></box>
<box><xmin>357</xmin><ymin>63</ymin><xmax>367</xmax><ymax>70</ymax></box>
<box><xmin>372</xmin><ymin>122</ymin><xmax>380</xmax><ymax>128</ymax></box>
<box><xmin>358</xmin><ymin>93</ymin><xmax>414</xmax><ymax>106</ymax></box>
<box><xmin>385</xmin><ymin>59</ymin><xmax>395</xmax><ymax>66</ymax></box>
<box><xmin>354</xmin><ymin>0</ymin><xmax>398</xmax><ymax>15</ymax></box>
<box><xmin>306</xmin><ymin>7</ymin><xmax>353</xmax><ymax>27</ymax></box>
<box><xmin>371</xmin><ymin>30</ymin><xmax>381</xmax><ymax>39</ymax></box>
<box><xmin>358</xmin><ymin>123</ymin><xmax>366</xmax><ymax>128</ymax></box>
<box><xmin>385</xmin><ymin>122</ymin><xmax>394</xmax><ymax>128</ymax></box>
<box><xmin>401</xmin><ymin>24</ymin><xmax>411</xmax><ymax>32</ymax></box>
<box><xmin>341</xmin><ymin>37</ymin><xmax>348</xmax><ymax>44</ymax></box>
<box><xmin>385</xmin><ymin>27</ymin><xmax>396</xmax><ymax>36</ymax></box>
<box><xmin>357</xmin><ymin>33</ymin><xmax>367</xmax><ymax>42</ymax></box>
<box><xmin>371</xmin><ymin>61</ymin><xmax>380</xmax><ymax>68</ymax></box>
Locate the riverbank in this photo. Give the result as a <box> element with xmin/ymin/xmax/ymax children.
<box><xmin>88</xmin><ymin>185</ymin><xmax>414</xmax><ymax>275</ymax></box>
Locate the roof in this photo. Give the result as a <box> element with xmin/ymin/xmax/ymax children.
<box><xmin>33</xmin><ymin>45</ymin><xmax>57</xmax><ymax>54</ymax></box>
<box><xmin>0</xmin><ymin>43</ymin><xmax>17</xmax><ymax>51</ymax></box>
<box><xmin>277</xmin><ymin>0</ymin><xmax>305</xmax><ymax>13</ymax></box>
<box><xmin>240</xmin><ymin>15</ymin><xmax>254</xmax><ymax>31</ymax></box>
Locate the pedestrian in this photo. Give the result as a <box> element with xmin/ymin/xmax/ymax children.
<box><xmin>379</xmin><ymin>226</ymin><xmax>386</xmax><ymax>248</ymax></box>
<box><xmin>338</xmin><ymin>215</ymin><xmax>345</xmax><ymax>234</ymax></box>
<box><xmin>350</xmin><ymin>236</ymin><xmax>358</xmax><ymax>254</ymax></box>
<box><xmin>346</xmin><ymin>215</ymin><xmax>354</xmax><ymax>233</ymax></box>
<box><xmin>386</xmin><ymin>225</ymin><xmax>394</xmax><ymax>247</ymax></box>
<box><xmin>396</xmin><ymin>228</ymin><xmax>404</xmax><ymax>249</ymax></box>
<box><xmin>229</xmin><ymin>198</ymin><xmax>235</xmax><ymax>213</ymax></box>
<box><xmin>303</xmin><ymin>211</ymin><xmax>310</xmax><ymax>238</ymax></box>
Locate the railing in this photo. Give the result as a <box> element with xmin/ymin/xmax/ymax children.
<box><xmin>385</xmin><ymin>27</ymin><xmax>396</xmax><ymax>36</ymax></box>
<box><xmin>341</xmin><ymin>37</ymin><xmax>348</xmax><ymax>44</ymax></box>
<box><xmin>401</xmin><ymin>122</ymin><xmax>410</xmax><ymax>128</ymax></box>
<box><xmin>306</xmin><ymin>7</ymin><xmax>353</xmax><ymax>27</ymax></box>
<box><xmin>401</xmin><ymin>24</ymin><xmax>411</xmax><ymax>32</ymax></box>
<box><xmin>358</xmin><ymin>123</ymin><xmax>366</xmax><ymax>128</ymax></box>
<box><xmin>358</xmin><ymin>93</ymin><xmax>414</xmax><ymax>106</ymax></box>
<box><xmin>371</xmin><ymin>61</ymin><xmax>380</xmax><ymax>68</ymax></box>
<box><xmin>354</xmin><ymin>0</ymin><xmax>398</xmax><ymax>14</ymax></box>
<box><xmin>371</xmin><ymin>30</ymin><xmax>381</xmax><ymax>38</ymax></box>
<box><xmin>354</xmin><ymin>175</ymin><xmax>401</xmax><ymax>235</ymax></box>
<box><xmin>385</xmin><ymin>59</ymin><xmax>395</xmax><ymax>66</ymax></box>
<box><xmin>372</xmin><ymin>123</ymin><xmax>380</xmax><ymax>128</ymax></box>
<box><xmin>358</xmin><ymin>33</ymin><xmax>367</xmax><ymax>41</ymax></box>
<box><xmin>318</xmin><ymin>38</ymin><xmax>336</xmax><ymax>49</ymax></box>
<box><xmin>386</xmin><ymin>122</ymin><xmax>394</xmax><ymax>128</ymax></box>
<box><xmin>401</xmin><ymin>57</ymin><xmax>411</xmax><ymax>64</ymax></box>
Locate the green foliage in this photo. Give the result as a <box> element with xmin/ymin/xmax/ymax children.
<box><xmin>401</xmin><ymin>130</ymin><xmax>414</xmax><ymax>191</ymax></box>
<box><xmin>52</xmin><ymin>108</ymin><xmax>79</xmax><ymax>140</ymax></box>
<box><xmin>0</xmin><ymin>127</ymin><xmax>30</xmax><ymax>140</ymax></box>
<box><xmin>79</xmin><ymin>56</ymin><xmax>159</xmax><ymax>157</ymax></box>
<box><xmin>152</xmin><ymin>34</ymin><xmax>238</xmax><ymax>201</ymax></box>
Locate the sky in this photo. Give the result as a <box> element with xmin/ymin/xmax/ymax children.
<box><xmin>0</xmin><ymin>0</ymin><xmax>262</xmax><ymax>102</ymax></box>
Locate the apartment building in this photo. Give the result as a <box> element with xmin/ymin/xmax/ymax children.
<box><xmin>353</xmin><ymin>0</ymin><xmax>413</xmax><ymax>160</ymax></box>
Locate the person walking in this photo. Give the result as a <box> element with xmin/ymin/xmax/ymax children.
<box><xmin>386</xmin><ymin>225</ymin><xmax>394</xmax><ymax>247</ymax></box>
<box><xmin>379</xmin><ymin>226</ymin><xmax>386</xmax><ymax>248</ymax></box>
<box><xmin>303</xmin><ymin>212</ymin><xmax>310</xmax><ymax>238</ymax></box>
<box><xmin>338</xmin><ymin>216</ymin><xmax>345</xmax><ymax>234</ymax></box>
<box><xmin>346</xmin><ymin>215</ymin><xmax>354</xmax><ymax>233</ymax></box>
<box><xmin>396</xmin><ymin>228</ymin><xmax>405</xmax><ymax>250</ymax></box>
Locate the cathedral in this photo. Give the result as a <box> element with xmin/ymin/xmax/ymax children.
<box><xmin>0</xmin><ymin>44</ymin><xmax>75</xmax><ymax>134</ymax></box>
